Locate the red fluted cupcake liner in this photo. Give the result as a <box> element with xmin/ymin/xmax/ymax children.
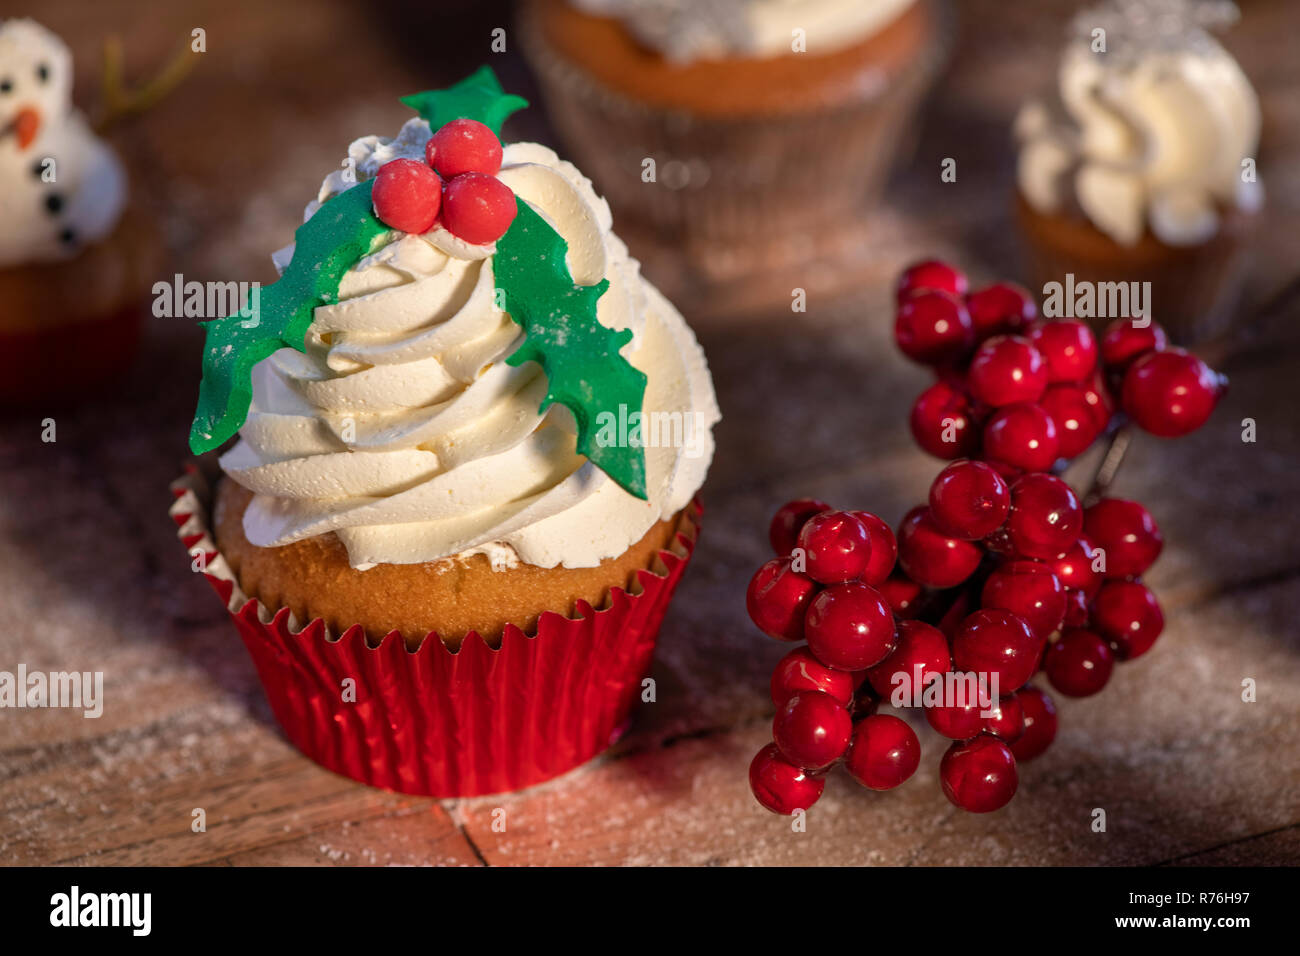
<box><xmin>169</xmin><ymin>464</ymin><xmax>700</xmax><ymax>797</ymax></box>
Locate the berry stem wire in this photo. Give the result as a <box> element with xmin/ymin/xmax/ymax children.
<box><xmin>1083</xmin><ymin>426</ymin><xmax>1132</xmax><ymax>508</ymax></box>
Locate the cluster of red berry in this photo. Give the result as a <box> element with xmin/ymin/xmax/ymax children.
<box><xmin>746</xmin><ymin>259</ymin><xmax>1228</xmax><ymax>816</ymax></box>
<box><xmin>371</xmin><ymin>118</ymin><xmax>517</xmax><ymax>245</ymax></box>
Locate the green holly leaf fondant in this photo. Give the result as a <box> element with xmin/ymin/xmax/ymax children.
<box><xmin>399</xmin><ymin>65</ymin><xmax>528</xmax><ymax>136</ymax></box>
<box><xmin>188</xmin><ymin>181</ymin><xmax>388</xmax><ymax>454</ymax></box>
<box><xmin>496</xmin><ymin>199</ymin><xmax>649</xmax><ymax>500</ymax></box>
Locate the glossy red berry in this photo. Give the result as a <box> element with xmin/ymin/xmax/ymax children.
<box><xmin>965</xmin><ymin>281</ymin><xmax>1037</xmax><ymax>340</ymax></box>
<box><xmin>773</xmin><ymin>690</ymin><xmax>853</xmax><ymax>771</ymax></box>
<box><xmin>894</xmin><ymin>290</ymin><xmax>974</xmax><ymax>366</ymax></box>
<box><xmin>983</xmin><ymin>694</ymin><xmax>1026</xmax><ymax>743</ymax></box>
<box><xmin>1122</xmin><ymin>348</ymin><xmax>1225</xmax><ymax>438</ymax></box>
<box><xmin>1039</xmin><ymin>383</ymin><xmax>1105</xmax><ymax>458</ymax></box>
<box><xmin>896</xmin><ymin>259</ymin><xmax>968</xmax><ymax>303</ymax></box>
<box><xmin>1084</xmin><ymin>498</ymin><xmax>1163</xmax><ymax>579</ymax></box>
<box><xmin>1005</xmin><ymin>473</ymin><xmax>1082</xmax><ymax>560</ymax></box>
<box><xmin>968</xmin><ymin>335</ymin><xmax>1048</xmax><ymax>407</ymax></box>
<box><xmin>770</xmin><ymin>646</ymin><xmax>857</xmax><ymax>708</ymax></box>
<box><xmin>845</xmin><ymin>714</ymin><xmax>921</xmax><ymax>790</ymax></box>
<box><xmin>848</xmin><ymin>511</ymin><xmax>898</xmax><ymax>586</ymax></box>
<box><xmin>980</xmin><ymin>559</ymin><xmax>1066</xmax><ymax>640</ymax></box>
<box><xmin>952</xmin><ymin>608</ymin><xmax>1042</xmax><ymax>693</ymax></box>
<box><xmin>1029</xmin><ymin>319</ymin><xmax>1098</xmax><ymax>384</ymax></box>
<box><xmin>1008</xmin><ymin>686</ymin><xmax>1057</xmax><ymax>761</ymax></box>
<box><xmin>768</xmin><ymin>498</ymin><xmax>830</xmax><ymax>556</ymax></box>
<box><xmin>983</xmin><ymin>402</ymin><xmax>1060</xmax><ymax>473</ymax></box>
<box><xmin>1093</xmin><ymin>580</ymin><xmax>1164</xmax><ymax>660</ymax></box>
<box><xmin>877</xmin><ymin>573</ymin><xmax>923</xmax><ymax>620</ymax></box>
<box><xmin>1048</xmin><ymin>538</ymin><xmax>1102</xmax><ymax>597</ymax></box>
<box><xmin>1045</xmin><ymin>628</ymin><xmax>1115</xmax><ymax>697</ymax></box>
<box><xmin>941</xmin><ymin>734</ymin><xmax>1018</xmax><ymax>812</ymax></box>
<box><xmin>371</xmin><ymin>158</ymin><xmax>442</xmax><ymax>234</ymax></box>
<box><xmin>441</xmin><ymin>171</ymin><xmax>517</xmax><ymax>244</ymax></box>
<box><xmin>897</xmin><ymin>506</ymin><xmax>983</xmax><ymax>589</ymax></box>
<box><xmin>928</xmin><ymin>459</ymin><xmax>1010</xmax><ymax>540</ymax></box>
<box><xmin>1063</xmin><ymin>587</ymin><xmax>1091</xmax><ymax>627</ymax></box>
<box><xmin>925</xmin><ymin>693</ymin><xmax>987</xmax><ymax>740</ymax></box>
<box><xmin>1100</xmin><ymin>318</ymin><xmax>1168</xmax><ymax>371</ymax></box>
<box><xmin>796</xmin><ymin>510</ymin><xmax>872</xmax><ymax>585</ymax></box>
<box><xmin>804</xmin><ymin>581</ymin><xmax>897</xmax><ymax>671</ymax></box>
<box><xmin>865</xmin><ymin>619</ymin><xmax>951</xmax><ymax>698</ymax></box>
<box><xmin>910</xmin><ymin>381</ymin><xmax>981</xmax><ymax>459</ymax></box>
<box><xmin>426</xmin><ymin>117</ymin><xmax>503</xmax><ymax>178</ymax></box>
<box><xmin>746</xmin><ymin>557</ymin><xmax>818</xmax><ymax>641</ymax></box>
<box><xmin>749</xmin><ymin>743</ymin><xmax>825</xmax><ymax>814</ymax></box>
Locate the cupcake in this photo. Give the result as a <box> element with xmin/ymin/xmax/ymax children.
<box><xmin>172</xmin><ymin>68</ymin><xmax>720</xmax><ymax>797</ymax></box>
<box><xmin>0</xmin><ymin>19</ymin><xmax>158</xmax><ymax>405</ymax></box>
<box><xmin>518</xmin><ymin>0</ymin><xmax>954</xmax><ymax>315</ymax></box>
<box><xmin>1014</xmin><ymin>0</ymin><xmax>1262</xmax><ymax>343</ymax></box>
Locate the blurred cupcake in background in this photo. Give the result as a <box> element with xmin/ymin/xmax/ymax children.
<box><xmin>519</xmin><ymin>0</ymin><xmax>953</xmax><ymax>316</ymax></box>
<box><xmin>0</xmin><ymin>18</ymin><xmax>162</xmax><ymax>406</ymax></box>
<box><xmin>1014</xmin><ymin>0</ymin><xmax>1262</xmax><ymax>343</ymax></box>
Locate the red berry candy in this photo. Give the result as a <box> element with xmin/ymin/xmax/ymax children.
<box><xmin>981</xmin><ymin>559</ymin><xmax>1067</xmax><ymax>641</ymax></box>
<box><xmin>804</xmin><ymin>581</ymin><xmax>897</xmax><ymax>671</ymax></box>
<box><xmin>749</xmin><ymin>743</ymin><xmax>825</xmax><ymax>815</ymax></box>
<box><xmin>897</xmin><ymin>506</ymin><xmax>983</xmax><ymax>589</ymax></box>
<box><xmin>1063</xmin><ymin>587</ymin><xmax>1091</xmax><ymax>628</ymax></box>
<box><xmin>941</xmin><ymin>734</ymin><xmax>1019</xmax><ymax>812</ymax></box>
<box><xmin>746</xmin><ymin>557</ymin><xmax>818</xmax><ymax>641</ymax></box>
<box><xmin>1122</xmin><ymin>348</ymin><xmax>1225</xmax><ymax>438</ymax></box>
<box><xmin>983</xmin><ymin>694</ymin><xmax>1026</xmax><ymax>743</ymax></box>
<box><xmin>952</xmin><ymin>608</ymin><xmax>1042</xmax><ymax>693</ymax></box>
<box><xmin>1100</xmin><ymin>318</ymin><xmax>1168</xmax><ymax>371</ymax></box>
<box><xmin>983</xmin><ymin>402</ymin><xmax>1060</xmax><ymax>473</ymax></box>
<box><xmin>770</xmin><ymin>646</ymin><xmax>857</xmax><ymax>708</ymax></box>
<box><xmin>1093</xmin><ymin>579</ymin><xmax>1164</xmax><ymax>660</ymax></box>
<box><xmin>894</xmin><ymin>290</ymin><xmax>974</xmax><ymax>366</ymax></box>
<box><xmin>441</xmin><ymin>171</ymin><xmax>517</xmax><ymax>244</ymax></box>
<box><xmin>1005</xmin><ymin>473</ymin><xmax>1081</xmax><ymax>560</ymax></box>
<box><xmin>769</xmin><ymin>498</ymin><xmax>830</xmax><ymax>556</ymax></box>
<box><xmin>877</xmin><ymin>572</ymin><xmax>923</xmax><ymax>620</ymax></box>
<box><xmin>773</xmin><ymin>690</ymin><xmax>853</xmax><ymax>771</ymax></box>
<box><xmin>968</xmin><ymin>335</ymin><xmax>1048</xmax><ymax>407</ymax></box>
<box><xmin>1048</xmin><ymin>538</ymin><xmax>1102</xmax><ymax>597</ymax></box>
<box><xmin>910</xmin><ymin>381</ymin><xmax>981</xmax><ymax>459</ymax></box>
<box><xmin>865</xmin><ymin>619</ymin><xmax>951</xmax><ymax>698</ymax></box>
<box><xmin>1084</xmin><ymin>498</ymin><xmax>1163</xmax><ymax>579</ymax></box>
<box><xmin>925</xmin><ymin>693</ymin><xmax>987</xmax><ymax>740</ymax></box>
<box><xmin>797</xmin><ymin>510</ymin><xmax>872</xmax><ymax>585</ymax></box>
<box><xmin>845</xmin><ymin>714</ymin><xmax>921</xmax><ymax>790</ymax></box>
<box><xmin>896</xmin><ymin>259</ymin><xmax>968</xmax><ymax>303</ymax></box>
<box><xmin>1045</xmin><ymin>628</ymin><xmax>1115</xmax><ymax>697</ymax></box>
<box><xmin>371</xmin><ymin>158</ymin><xmax>442</xmax><ymax>234</ymax></box>
<box><xmin>426</xmin><ymin>117</ymin><xmax>503</xmax><ymax>178</ymax></box>
<box><xmin>1028</xmin><ymin>319</ymin><xmax>1098</xmax><ymax>384</ymax></box>
<box><xmin>928</xmin><ymin>459</ymin><xmax>1010</xmax><ymax>540</ymax></box>
<box><xmin>849</xmin><ymin>511</ymin><xmax>898</xmax><ymax>586</ymax></box>
<box><xmin>965</xmin><ymin>281</ymin><xmax>1037</xmax><ymax>340</ymax></box>
<box><xmin>1039</xmin><ymin>383</ymin><xmax>1105</xmax><ymax>458</ymax></box>
<box><xmin>1008</xmin><ymin>686</ymin><xmax>1057</xmax><ymax>761</ymax></box>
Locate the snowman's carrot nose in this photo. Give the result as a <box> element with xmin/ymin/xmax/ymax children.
<box><xmin>15</xmin><ymin>106</ymin><xmax>41</xmax><ymax>150</ymax></box>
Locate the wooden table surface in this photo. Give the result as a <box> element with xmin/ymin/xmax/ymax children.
<box><xmin>2</xmin><ymin>0</ymin><xmax>1298</xmax><ymax>866</ymax></box>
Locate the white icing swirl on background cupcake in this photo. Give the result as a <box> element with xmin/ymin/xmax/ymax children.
<box><xmin>1015</xmin><ymin>0</ymin><xmax>1262</xmax><ymax>247</ymax></box>
<box><xmin>572</xmin><ymin>0</ymin><xmax>915</xmax><ymax>62</ymax></box>
<box><xmin>220</xmin><ymin>120</ymin><xmax>719</xmax><ymax>571</ymax></box>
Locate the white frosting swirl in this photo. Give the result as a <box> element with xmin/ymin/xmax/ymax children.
<box><xmin>0</xmin><ymin>19</ymin><xmax>126</xmax><ymax>267</ymax></box>
<box><xmin>220</xmin><ymin>120</ymin><xmax>719</xmax><ymax>571</ymax></box>
<box><xmin>1015</xmin><ymin>1</ymin><xmax>1262</xmax><ymax>247</ymax></box>
<box><xmin>572</xmin><ymin>0</ymin><xmax>915</xmax><ymax>62</ymax></box>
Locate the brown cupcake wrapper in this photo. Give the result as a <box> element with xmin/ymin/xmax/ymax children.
<box><xmin>170</xmin><ymin>463</ymin><xmax>701</xmax><ymax>797</ymax></box>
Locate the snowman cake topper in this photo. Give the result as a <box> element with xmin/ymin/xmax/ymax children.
<box><xmin>189</xmin><ymin>67</ymin><xmax>651</xmax><ymax>500</ymax></box>
<box><xmin>0</xmin><ymin>18</ymin><xmax>194</xmax><ymax>268</ymax></box>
